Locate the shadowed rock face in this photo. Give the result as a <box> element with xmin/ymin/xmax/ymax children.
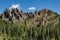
<box><xmin>0</xmin><ymin>8</ymin><xmax>59</xmax><ymax>23</ymax></box>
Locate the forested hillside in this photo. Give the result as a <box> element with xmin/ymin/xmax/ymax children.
<box><xmin>0</xmin><ymin>8</ymin><xmax>60</xmax><ymax>40</ymax></box>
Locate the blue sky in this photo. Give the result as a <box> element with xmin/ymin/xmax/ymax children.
<box><xmin>0</xmin><ymin>0</ymin><xmax>60</xmax><ymax>14</ymax></box>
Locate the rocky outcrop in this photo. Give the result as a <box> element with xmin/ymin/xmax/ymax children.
<box><xmin>0</xmin><ymin>8</ymin><xmax>59</xmax><ymax>23</ymax></box>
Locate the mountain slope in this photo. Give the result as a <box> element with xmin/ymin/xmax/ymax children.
<box><xmin>0</xmin><ymin>8</ymin><xmax>60</xmax><ymax>40</ymax></box>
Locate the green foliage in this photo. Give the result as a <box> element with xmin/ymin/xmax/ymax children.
<box><xmin>0</xmin><ymin>17</ymin><xmax>60</xmax><ymax>40</ymax></box>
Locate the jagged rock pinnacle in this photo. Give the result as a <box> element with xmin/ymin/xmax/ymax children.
<box><xmin>0</xmin><ymin>8</ymin><xmax>59</xmax><ymax>23</ymax></box>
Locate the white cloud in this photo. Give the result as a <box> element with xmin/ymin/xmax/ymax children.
<box><xmin>10</xmin><ymin>4</ymin><xmax>20</xmax><ymax>9</ymax></box>
<box><xmin>28</xmin><ymin>7</ymin><xmax>36</xmax><ymax>10</ymax></box>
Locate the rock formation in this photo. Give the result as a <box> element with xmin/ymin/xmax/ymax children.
<box><xmin>0</xmin><ymin>8</ymin><xmax>59</xmax><ymax>23</ymax></box>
